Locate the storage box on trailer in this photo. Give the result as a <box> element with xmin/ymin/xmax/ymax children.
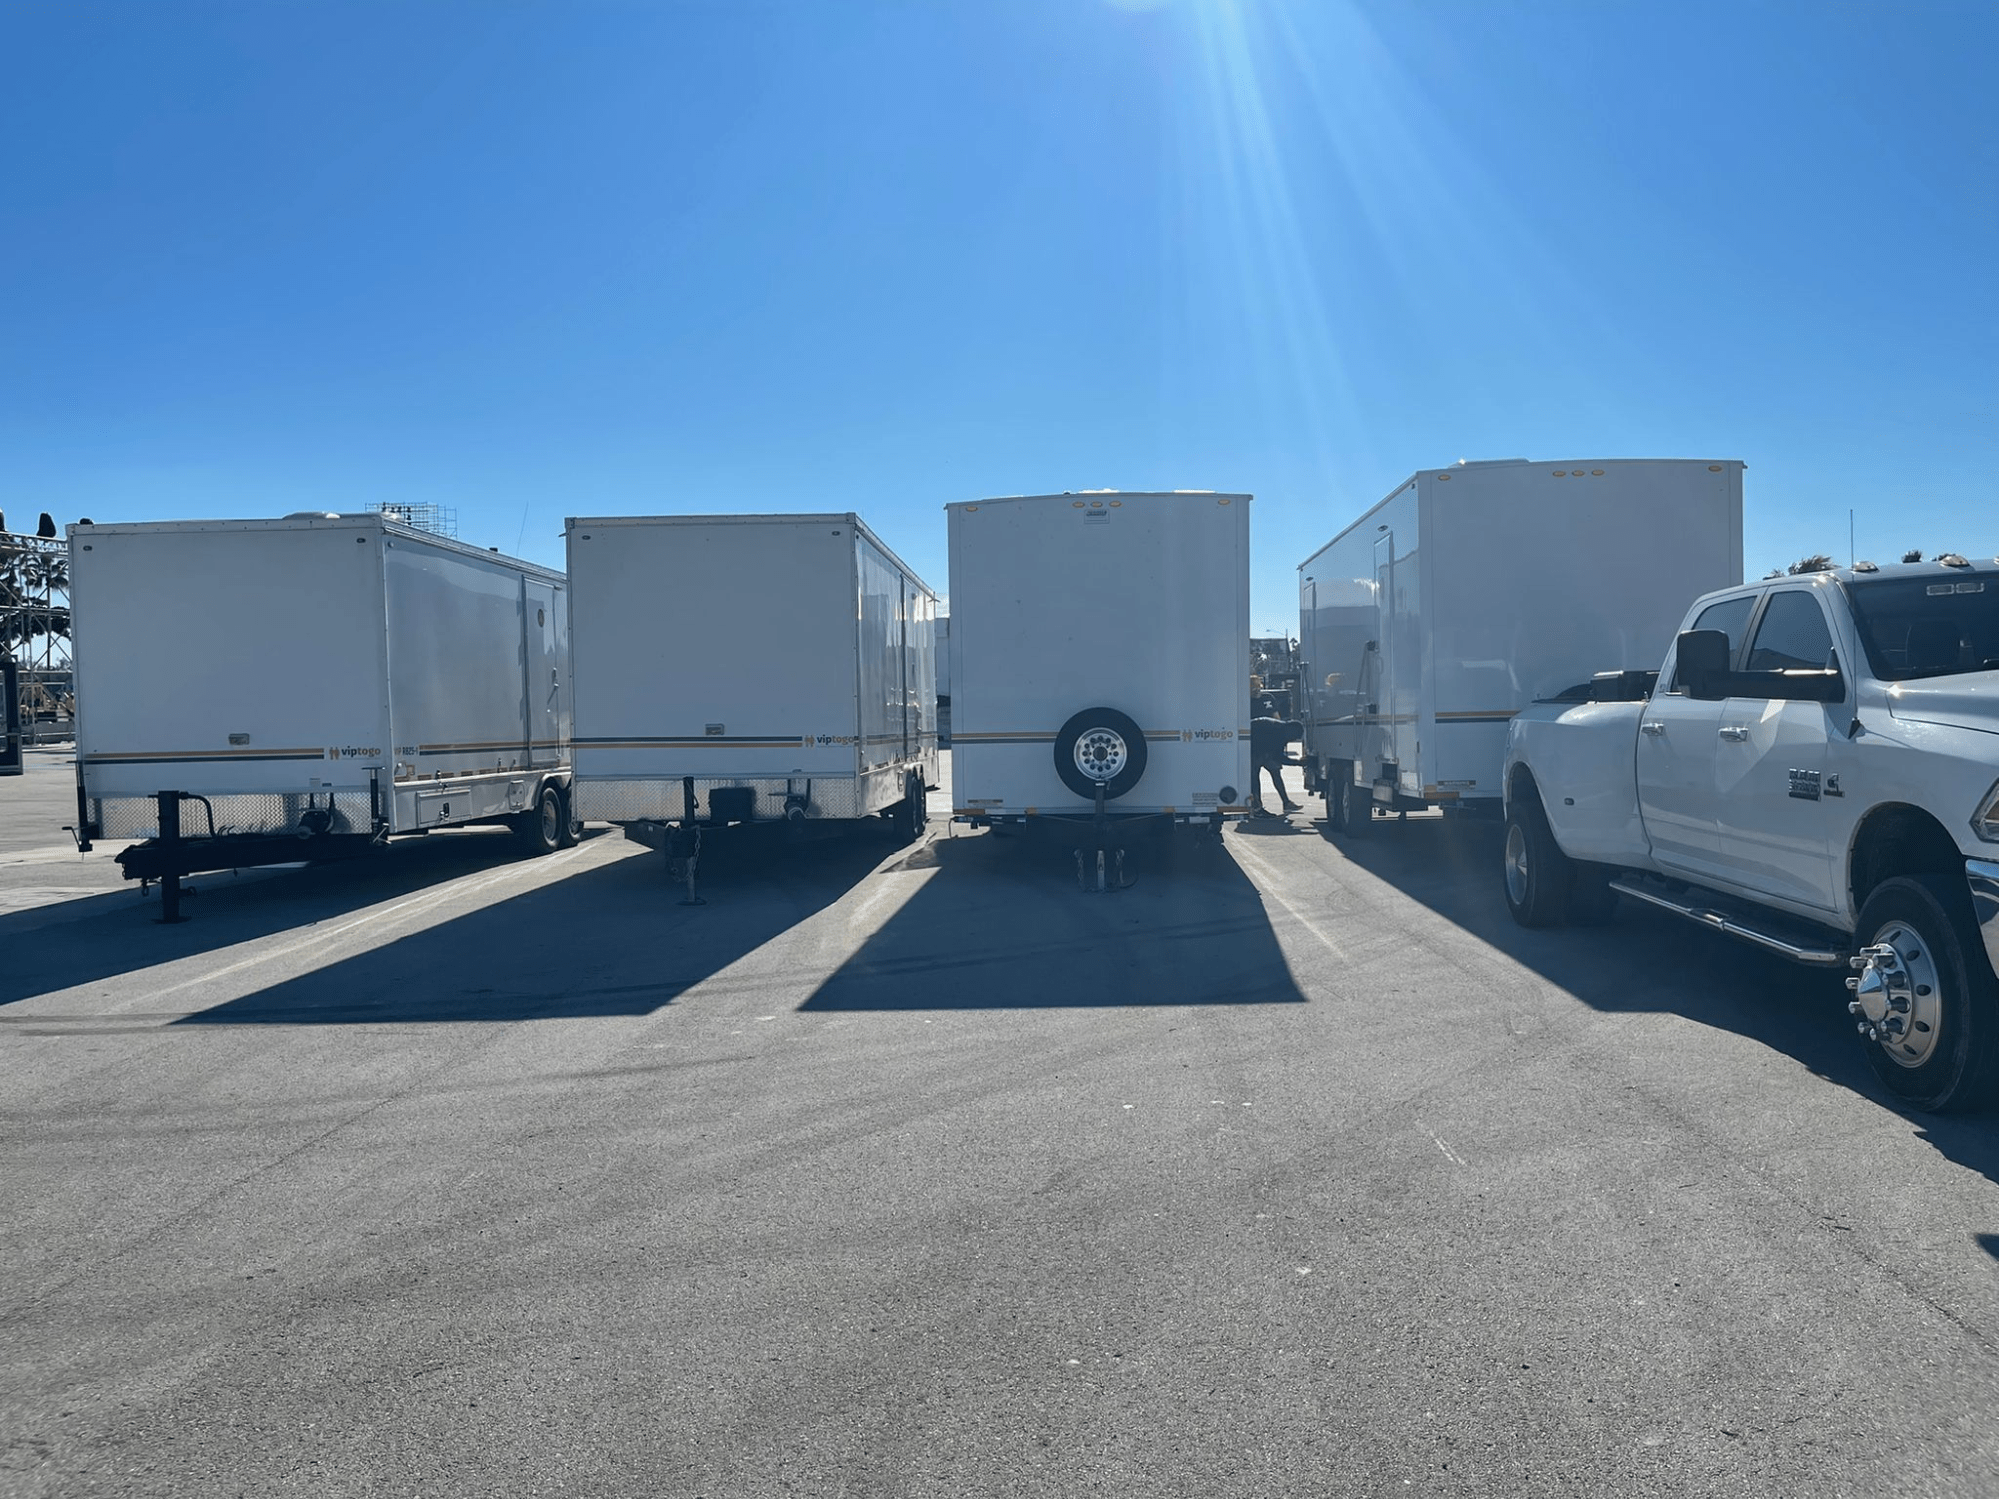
<box><xmin>71</xmin><ymin>514</ymin><xmax>574</xmax><ymax>903</ymax></box>
<box><xmin>1297</xmin><ymin>458</ymin><xmax>1743</xmax><ymax>828</ymax></box>
<box><xmin>564</xmin><ymin>513</ymin><xmax>937</xmax><ymax>842</ymax></box>
<box><xmin>946</xmin><ymin>491</ymin><xmax>1251</xmax><ymax>833</ymax></box>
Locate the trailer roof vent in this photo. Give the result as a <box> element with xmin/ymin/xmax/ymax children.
<box><xmin>285</xmin><ymin>511</ymin><xmax>342</xmax><ymax>519</ymax></box>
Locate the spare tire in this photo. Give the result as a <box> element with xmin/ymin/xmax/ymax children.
<box><xmin>1054</xmin><ymin>706</ymin><xmax>1148</xmax><ymax>800</ymax></box>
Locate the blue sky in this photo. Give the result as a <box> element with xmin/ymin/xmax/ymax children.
<box><xmin>4</xmin><ymin>0</ymin><xmax>1994</xmax><ymax>632</ymax></box>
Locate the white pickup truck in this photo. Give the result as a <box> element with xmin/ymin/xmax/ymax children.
<box><xmin>1503</xmin><ymin>558</ymin><xmax>1999</xmax><ymax>1112</ymax></box>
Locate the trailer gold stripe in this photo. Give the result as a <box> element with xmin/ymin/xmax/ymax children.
<box><xmin>953</xmin><ymin>729</ymin><xmax>1221</xmax><ymax>744</ymax></box>
<box><xmin>83</xmin><ymin>748</ymin><xmax>327</xmax><ymax>764</ymax></box>
<box><xmin>575</xmin><ymin>739</ymin><xmax>811</xmax><ymax>750</ymax></box>
<box><xmin>416</xmin><ymin>739</ymin><xmax>570</xmax><ymax>753</ymax></box>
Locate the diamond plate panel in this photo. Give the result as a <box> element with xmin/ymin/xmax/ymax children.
<box><xmin>93</xmin><ymin>792</ymin><xmax>366</xmax><ymax>841</ymax></box>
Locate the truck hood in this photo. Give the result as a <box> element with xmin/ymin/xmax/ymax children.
<box><xmin>1885</xmin><ymin>671</ymin><xmax>1999</xmax><ymax>736</ymax></box>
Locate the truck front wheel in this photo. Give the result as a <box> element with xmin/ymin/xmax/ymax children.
<box><xmin>1850</xmin><ymin>875</ymin><xmax>1999</xmax><ymax>1113</ymax></box>
<box><xmin>1502</xmin><ymin>793</ymin><xmax>1570</xmax><ymax>928</ymax></box>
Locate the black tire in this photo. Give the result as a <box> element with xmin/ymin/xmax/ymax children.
<box><xmin>1053</xmin><ymin>706</ymin><xmax>1148</xmax><ymax>800</ymax></box>
<box><xmin>893</xmin><ymin>771</ymin><xmax>928</xmax><ymax>845</ymax></box>
<box><xmin>1324</xmin><ymin>760</ymin><xmax>1347</xmax><ymax>832</ymax></box>
<box><xmin>1566</xmin><ymin>861</ymin><xmax>1621</xmax><ymax>926</ymax></box>
<box><xmin>1333</xmin><ymin>769</ymin><xmax>1368</xmax><ymax>839</ymax></box>
<box><xmin>1851</xmin><ymin>874</ymin><xmax>1999</xmax><ymax>1113</ymax></box>
<box><xmin>557</xmin><ymin>784</ymin><xmax>581</xmax><ymax>848</ymax></box>
<box><xmin>1501</xmin><ymin>790</ymin><xmax>1570</xmax><ymax>928</ymax></box>
<box><xmin>517</xmin><ymin>784</ymin><xmax>563</xmax><ymax>855</ymax></box>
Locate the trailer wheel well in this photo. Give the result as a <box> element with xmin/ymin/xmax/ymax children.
<box><xmin>1850</xmin><ymin>804</ymin><xmax>1963</xmax><ymax>912</ymax></box>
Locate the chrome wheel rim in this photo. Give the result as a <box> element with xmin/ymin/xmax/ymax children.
<box><xmin>1852</xmin><ymin>920</ymin><xmax>1943</xmax><ymax>1069</ymax></box>
<box><xmin>1504</xmin><ymin>821</ymin><xmax>1530</xmax><ymax>905</ymax></box>
<box><xmin>1073</xmin><ymin>728</ymin><xmax>1129</xmax><ymax>783</ymax></box>
<box><xmin>540</xmin><ymin>794</ymin><xmax>561</xmax><ymax>846</ymax></box>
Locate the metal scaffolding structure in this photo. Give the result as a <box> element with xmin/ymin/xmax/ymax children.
<box><xmin>0</xmin><ymin>525</ymin><xmax>74</xmax><ymax>743</ymax></box>
<box><xmin>367</xmin><ymin>501</ymin><xmax>459</xmax><ymax>539</ymax></box>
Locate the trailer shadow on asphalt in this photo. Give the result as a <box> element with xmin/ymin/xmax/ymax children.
<box><xmin>172</xmin><ymin>827</ymin><xmax>898</xmax><ymax>1025</ymax></box>
<box><xmin>0</xmin><ymin>829</ymin><xmax>564</xmax><ymax>1007</ymax></box>
<box><xmin>1318</xmin><ymin>810</ymin><xmax>1999</xmax><ymax>1181</ymax></box>
<box><xmin>798</xmin><ymin>828</ymin><xmax>1305</xmax><ymax>1011</ymax></box>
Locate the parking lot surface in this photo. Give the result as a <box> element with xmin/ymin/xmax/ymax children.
<box><xmin>6</xmin><ymin>749</ymin><xmax>1999</xmax><ymax>1496</ymax></box>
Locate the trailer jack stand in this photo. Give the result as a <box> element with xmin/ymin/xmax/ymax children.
<box><xmin>152</xmin><ymin>791</ymin><xmax>192</xmax><ymax>923</ymax></box>
<box><xmin>668</xmin><ymin>823</ymin><xmax>706</xmax><ymax>906</ymax></box>
<box><xmin>1073</xmin><ymin>781</ymin><xmax>1131</xmax><ymax>893</ymax></box>
<box><xmin>1073</xmin><ymin>846</ymin><xmax>1129</xmax><ymax>893</ymax></box>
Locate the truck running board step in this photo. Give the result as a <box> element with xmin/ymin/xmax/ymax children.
<box><xmin>1608</xmin><ymin>876</ymin><xmax>1848</xmax><ymax>967</ymax></box>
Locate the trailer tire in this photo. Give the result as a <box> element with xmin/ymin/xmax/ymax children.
<box><xmin>517</xmin><ymin>784</ymin><xmax>564</xmax><ymax>855</ymax></box>
<box><xmin>1053</xmin><ymin>707</ymin><xmax>1148</xmax><ymax>800</ymax></box>
<box><xmin>1851</xmin><ymin>875</ymin><xmax>1999</xmax><ymax>1113</ymax></box>
<box><xmin>1332</xmin><ymin>768</ymin><xmax>1367</xmax><ymax>838</ymax></box>
<box><xmin>557</xmin><ymin>783</ymin><xmax>581</xmax><ymax>848</ymax></box>
<box><xmin>1502</xmin><ymin>791</ymin><xmax>1570</xmax><ymax>928</ymax></box>
<box><xmin>893</xmin><ymin>771</ymin><xmax>928</xmax><ymax>844</ymax></box>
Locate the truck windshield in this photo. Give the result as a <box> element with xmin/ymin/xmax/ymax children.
<box><xmin>1849</xmin><ymin>575</ymin><xmax>1999</xmax><ymax>680</ymax></box>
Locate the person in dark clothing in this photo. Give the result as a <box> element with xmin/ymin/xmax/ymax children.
<box><xmin>1249</xmin><ymin>713</ymin><xmax>1304</xmax><ymax>814</ymax></box>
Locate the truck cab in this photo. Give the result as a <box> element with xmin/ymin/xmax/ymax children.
<box><xmin>1504</xmin><ymin>559</ymin><xmax>1999</xmax><ymax>1111</ymax></box>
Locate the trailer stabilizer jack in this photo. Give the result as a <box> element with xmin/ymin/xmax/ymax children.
<box><xmin>1072</xmin><ymin>781</ymin><xmax>1134</xmax><ymax>893</ymax></box>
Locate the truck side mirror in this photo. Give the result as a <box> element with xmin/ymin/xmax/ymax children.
<box><xmin>1776</xmin><ymin>669</ymin><xmax>1846</xmax><ymax>703</ymax></box>
<box><xmin>1675</xmin><ymin>629</ymin><xmax>1731</xmax><ymax>699</ymax></box>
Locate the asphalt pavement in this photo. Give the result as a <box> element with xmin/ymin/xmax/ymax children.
<box><xmin>6</xmin><ymin>750</ymin><xmax>1999</xmax><ymax>1497</ymax></box>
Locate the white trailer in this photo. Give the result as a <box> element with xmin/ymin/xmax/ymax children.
<box><xmin>71</xmin><ymin>514</ymin><xmax>575</xmax><ymax>917</ymax></box>
<box><xmin>1297</xmin><ymin>458</ymin><xmax>1744</xmax><ymax>833</ymax></box>
<box><xmin>946</xmin><ymin>491</ymin><xmax>1252</xmax><ymax>883</ymax></box>
<box><xmin>564</xmin><ymin>514</ymin><xmax>937</xmax><ymax>892</ymax></box>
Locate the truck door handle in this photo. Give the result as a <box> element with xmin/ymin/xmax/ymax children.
<box><xmin>1718</xmin><ymin>725</ymin><xmax>1750</xmax><ymax>742</ymax></box>
<box><xmin>1640</xmin><ymin>721</ymin><xmax>1666</xmax><ymax>736</ymax></box>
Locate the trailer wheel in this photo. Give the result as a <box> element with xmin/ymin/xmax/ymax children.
<box><xmin>893</xmin><ymin>771</ymin><xmax>928</xmax><ymax>844</ymax></box>
<box><xmin>1331</xmin><ymin>768</ymin><xmax>1367</xmax><ymax>838</ymax></box>
<box><xmin>1501</xmin><ymin>790</ymin><xmax>1570</xmax><ymax>927</ymax></box>
<box><xmin>1850</xmin><ymin>875</ymin><xmax>1999</xmax><ymax>1113</ymax></box>
<box><xmin>1053</xmin><ymin>707</ymin><xmax>1148</xmax><ymax>800</ymax></box>
<box><xmin>557</xmin><ymin>784</ymin><xmax>581</xmax><ymax>848</ymax></box>
<box><xmin>517</xmin><ymin>784</ymin><xmax>564</xmax><ymax>855</ymax></box>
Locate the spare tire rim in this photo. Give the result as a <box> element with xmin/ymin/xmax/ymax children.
<box><xmin>1073</xmin><ymin>727</ymin><xmax>1129</xmax><ymax>784</ymax></box>
<box><xmin>1852</xmin><ymin>920</ymin><xmax>1942</xmax><ymax>1069</ymax></box>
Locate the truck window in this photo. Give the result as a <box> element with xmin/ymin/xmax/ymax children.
<box><xmin>1850</xmin><ymin>574</ymin><xmax>1999</xmax><ymax>680</ymax></box>
<box><xmin>1670</xmin><ymin>595</ymin><xmax>1755</xmax><ymax>690</ymax></box>
<box><xmin>1745</xmin><ymin>590</ymin><xmax>1834</xmax><ymax>671</ymax></box>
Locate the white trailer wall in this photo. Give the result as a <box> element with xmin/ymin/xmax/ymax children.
<box><xmin>947</xmin><ymin>491</ymin><xmax>1251</xmax><ymax>819</ymax></box>
<box><xmin>566</xmin><ymin>514</ymin><xmax>936</xmax><ymax>824</ymax></box>
<box><xmin>73</xmin><ymin>516</ymin><xmax>570</xmax><ymax>841</ymax></box>
<box><xmin>1300</xmin><ymin>459</ymin><xmax>1743</xmax><ymax>806</ymax></box>
<box><xmin>74</xmin><ymin>523</ymin><xmax>389</xmax><ymax>838</ymax></box>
